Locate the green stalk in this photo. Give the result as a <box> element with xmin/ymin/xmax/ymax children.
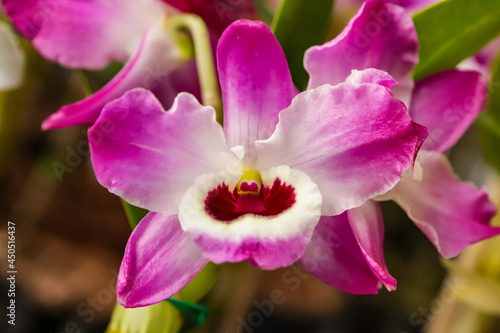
<box><xmin>167</xmin><ymin>14</ymin><xmax>222</xmax><ymax>125</ymax></box>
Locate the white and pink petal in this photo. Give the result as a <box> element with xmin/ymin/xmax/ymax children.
<box><xmin>345</xmin><ymin>68</ymin><xmax>398</xmax><ymax>89</ymax></box>
<box><xmin>3</xmin><ymin>0</ymin><xmax>165</xmax><ymax>69</ymax></box>
<box><xmin>391</xmin><ymin>151</ymin><xmax>500</xmax><ymax>258</ymax></box>
<box><xmin>89</xmin><ymin>88</ymin><xmax>240</xmax><ymax>215</ymax></box>
<box><xmin>256</xmin><ymin>81</ymin><xmax>427</xmax><ymax>216</ymax></box>
<box><xmin>117</xmin><ymin>213</ymin><xmax>208</xmax><ymax>308</ymax></box>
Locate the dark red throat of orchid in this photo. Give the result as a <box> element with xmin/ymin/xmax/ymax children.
<box><xmin>205</xmin><ymin>179</ymin><xmax>296</xmax><ymax>222</ymax></box>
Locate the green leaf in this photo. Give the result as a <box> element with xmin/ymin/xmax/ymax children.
<box><xmin>478</xmin><ymin>115</ymin><xmax>500</xmax><ymax>173</ymax></box>
<box><xmin>478</xmin><ymin>50</ymin><xmax>500</xmax><ymax>173</ymax></box>
<box><xmin>167</xmin><ymin>298</ymin><xmax>210</xmax><ymax>331</ymax></box>
<box><xmin>413</xmin><ymin>0</ymin><xmax>500</xmax><ymax>80</ymax></box>
<box><xmin>106</xmin><ymin>302</ymin><xmax>183</xmax><ymax>333</ymax></box>
<box><xmin>121</xmin><ymin>199</ymin><xmax>149</xmax><ymax>230</ymax></box>
<box><xmin>271</xmin><ymin>0</ymin><xmax>334</xmax><ymax>90</ymax></box>
<box><xmin>488</xmin><ymin>47</ymin><xmax>500</xmax><ymax>123</ymax></box>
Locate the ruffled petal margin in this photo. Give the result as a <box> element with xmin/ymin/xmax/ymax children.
<box><xmin>257</xmin><ymin>80</ymin><xmax>427</xmax><ymax>215</ymax></box>
<box><xmin>89</xmin><ymin>88</ymin><xmax>239</xmax><ymax>215</ymax></box>
<box><xmin>305</xmin><ymin>0</ymin><xmax>418</xmax><ymax>106</ymax></box>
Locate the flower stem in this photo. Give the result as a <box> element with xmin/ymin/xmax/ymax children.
<box><xmin>167</xmin><ymin>14</ymin><xmax>223</xmax><ymax>125</ymax></box>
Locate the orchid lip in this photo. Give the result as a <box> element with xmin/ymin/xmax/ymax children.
<box><xmin>178</xmin><ymin>165</ymin><xmax>323</xmax><ymax>268</ymax></box>
<box><xmin>178</xmin><ymin>165</ymin><xmax>322</xmax><ymax>240</ymax></box>
<box><xmin>205</xmin><ymin>177</ymin><xmax>297</xmax><ymax>223</ymax></box>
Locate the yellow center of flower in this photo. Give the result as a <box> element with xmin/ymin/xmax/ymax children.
<box><xmin>236</xmin><ymin>169</ymin><xmax>262</xmax><ymax>194</ymax></box>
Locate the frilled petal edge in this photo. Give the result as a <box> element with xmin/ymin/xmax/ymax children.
<box><xmin>89</xmin><ymin>88</ymin><xmax>239</xmax><ymax>215</ymax></box>
<box><xmin>305</xmin><ymin>0</ymin><xmax>419</xmax><ymax>106</ymax></box>
<box><xmin>257</xmin><ymin>80</ymin><xmax>427</xmax><ymax>215</ymax></box>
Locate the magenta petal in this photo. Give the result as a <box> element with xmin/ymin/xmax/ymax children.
<box><xmin>348</xmin><ymin>201</ymin><xmax>396</xmax><ymax>291</ymax></box>
<box><xmin>42</xmin><ymin>26</ymin><xmax>185</xmax><ymax>130</ymax></box>
<box><xmin>299</xmin><ymin>214</ymin><xmax>385</xmax><ymax>294</ymax></box>
<box><xmin>392</xmin><ymin>151</ymin><xmax>500</xmax><ymax>258</ymax></box>
<box><xmin>305</xmin><ymin>0</ymin><xmax>418</xmax><ymax>105</ymax></box>
<box><xmin>89</xmin><ymin>88</ymin><xmax>238</xmax><ymax>214</ymax></box>
<box><xmin>409</xmin><ymin>70</ymin><xmax>487</xmax><ymax>152</ymax></box>
<box><xmin>217</xmin><ymin>20</ymin><xmax>297</xmax><ymax>149</ymax></box>
<box><xmin>192</xmin><ymin>234</ymin><xmax>313</xmax><ymax>270</ymax></box>
<box><xmin>3</xmin><ymin>0</ymin><xmax>164</xmax><ymax>69</ymax></box>
<box><xmin>256</xmin><ymin>83</ymin><xmax>428</xmax><ymax>215</ymax></box>
<box><xmin>117</xmin><ymin>213</ymin><xmax>207</xmax><ymax>308</ymax></box>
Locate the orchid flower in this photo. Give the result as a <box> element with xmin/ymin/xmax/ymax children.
<box><xmin>0</xmin><ymin>21</ymin><xmax>24</xmax><ymax>91</ymax></box>
<box><xmin>1</xmin><ymin>0</ymin><xmax>255</xmax><ymax>129</ymax></box>
<box><xmin>304</xmin><ymin>0</ymin><xmax>500</xmax><ymax>275</ymax></box>
<box><xmin>88</xmin><ymin>20</ymin><xmax>427</xmax><ymax>307</ymax></box>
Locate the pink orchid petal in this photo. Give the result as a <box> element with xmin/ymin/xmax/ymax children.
<box><xmin>118</xmin><ymin>213</ymin><xmax>207</xmax><ymax>308</ymax></box>
<box><xmin>217</xmin><ymin>20</ymin><xmax>297</xmax><ymax>149</ymax></box>
<box><xmin>305</xmin><ymin>0</ymin><xmax>418</xmax><ymax>106</ymax></box>
<box><xmin>348</xmin><ymin>201</ymin><xmax>396</xmax><ymax>291</ymax></box>
<box><xmin>299</xmin><ymin>214</ymin><xmax>385</xmax><ymax>294</ymax></box>
<box><xmin>193</xmin><ymin>234</ymin><xmax>313</xmax><ymax>270</ymax></box>
<box><xmin>42</xmin><ymin>26</ymin><xmax>187</xmax><ymax>130</ymax></box>
<box><xmin>392</xmin><ymin>151</ymin><xmax>500</xmax><ymax>258</ymax></box>
<box><xmin>345</xmin><ymin>68</ymin><xmax>398</xmax><ymax>88</ymax></box>
<box><xmin>0</xmin><ymin>21</ymin><xmax>24</xmax><ymax>90</ymax></box>
<box><xmin>3</xmin><ymin>0</ymin><xmax>164</xmax><ymax>69</ymax></box>
<box><xmin>409</xmin><ymin>70</ymin><xmax>487</xmax><ymax>153</ymax></box>
<box><xmin>163</xmin><ymin>0</ymin><xmax>256</xmax><ymax>35</ymax></box>
<box><xmin>89</xmin><ymin>88</ymin><xmax>239</xmax><ymax>214</ymax></box>
<box><xmin>256</xmin><ymin>82</ymin><xmax>428</xmax><ymax>215</ymax></box>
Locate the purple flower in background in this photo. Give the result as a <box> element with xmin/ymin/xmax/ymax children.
<box><xmin>1</xmin><ymin>0</ymin><xmax>255</xmax><ymax>129</ymax></box>
<box><xmin>304</xmin><ymin>0</ymin><xmax>500</xmax><ymax>279</ymax></box>
<box><xmin>88</xmin><ymin>20</ymin><xmax>426</xmax><ymax>307</ymax></box>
